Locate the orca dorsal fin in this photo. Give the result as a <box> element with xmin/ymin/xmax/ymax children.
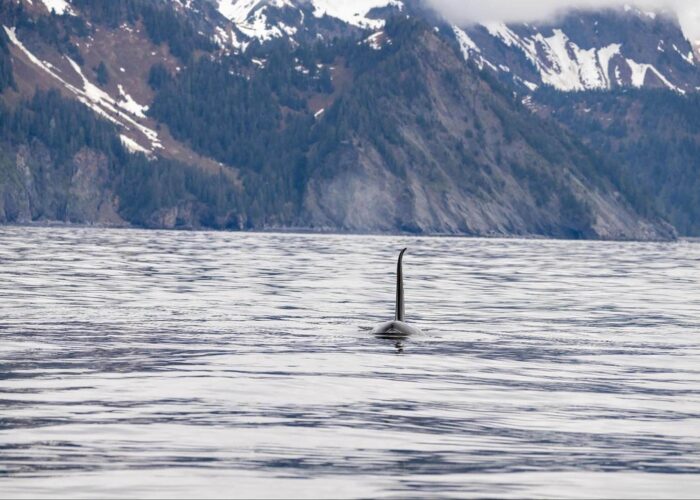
<box><xmin>395</xmin><ymin>248</ymin><xmax>407</xmax><ymax>321</ymax></box>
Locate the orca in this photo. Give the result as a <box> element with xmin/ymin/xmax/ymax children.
<box><xmin>371</xmin><ymin>248</ymin><xmax>424</xmax><ymax>337</ymax></box>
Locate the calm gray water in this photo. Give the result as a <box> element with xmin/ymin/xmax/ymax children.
<box><xmin>1</xmin><ymin>227</ymin><xmax>699</xmax><ymax>499</ymax></box>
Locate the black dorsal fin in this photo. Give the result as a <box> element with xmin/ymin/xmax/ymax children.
<box><xmin>395</xmin><ymin>248</ymin><xmax>407</xmax><ymax>321</ymax></box>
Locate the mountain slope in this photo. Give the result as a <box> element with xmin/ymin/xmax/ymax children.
<box><xmin>453</xmin><ymin>7</ymin><xmax>700</xmax><ymax>94</ymax></box>
<box><xmin>0</xmin><ymin>89</ymin><xmax>246</xmax><ymax>228</ymax></box>
<box><xmin>299</xmin><ymin>19</ymin><xmax>673</xmax><ymax>239</ymax></box>
<box><xmin>0</xmin><ymin>0</ymin><xmax>689</xmax><ymax>239</ymax></box>
<box><xmin>536</xmin><ymin>88</ymin><xmax>700</xmax><ymax>235</ymax></box>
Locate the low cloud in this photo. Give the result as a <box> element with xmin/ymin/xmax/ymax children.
<box><xmin>425</xmin><ymin>0</ymin><xmax>700</xmax><ymax>41</ymax></box>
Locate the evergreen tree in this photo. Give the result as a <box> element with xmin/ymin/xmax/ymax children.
<box><xmin>0</xmin><ymin>25</ymin><xmax>15</xmax><ymax>92</ymax></box>
<box><xmin>95</xmin><ymin>61</ymin><xmax>109</xmax><ymax>86</ymax></box>
<box><xmin>147</xmin><ymin>63</ymin><xmax>171</xmax><ymax>90</ymax></box>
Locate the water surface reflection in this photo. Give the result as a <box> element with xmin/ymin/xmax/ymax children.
<box><xmin>1</xmin><ymin>227</ymin><xmax>699</xmax><ymax>498</ymax></box>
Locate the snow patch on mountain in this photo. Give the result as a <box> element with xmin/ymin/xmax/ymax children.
<box><xmin>453</xmin><ymin>25</ymin><xmax>478</xmax><ymax>57</ymax></box>
<box><xmin>478</xmin><ymin>22</ymin><xmax>688</xmax><ymax>93</ymax></box>
<box><xmin>626</xmin><ymin>58</ymin><xmax>685</xmax><ymax>93</ymax></box>
<box><xmin>597</xmin><ymin>43</ymin><xmax>621</xmax><ymax>87</ymax></box>
<box><xmin>452</xmin><ymin>26</ymin><xmax>497</xmax><ymax>71</ymax></box>
<box><xmin>483</xmin><ymin>23</ymin><xmax>519</xmax><ymax>48</ymax></box>
<box><xmin>117</xmin><ymin>85</ymin><xmax>148</xmax><ymax>118</ymax></box>
<box><xmin>213</xmin><ymin>25</ymin><xmax>249</xmax><ymax>52</ymax></box>
<box><xmin>673</xmin><ymin>43</ymin><xmax>695</xmax><ymax>65</ymax></box>
<box><xmin>3</xmin><ymin>26</ymin><xmax>162</xmax><ymax>151</ymax></box>
<box><xmin>216</xmin><ymin>0</ymin><xmax>295</xmax><ymax>41</ymax></box>
<box><xmin>364</xmin><ymin>31</ymin><xmax>384</xmax><ymax>50</ymax></box>
<box><xmin>67</xmin><ymin>58</ymin><xmax>164</xmax><ymax>145</ymax></box>
<box><xmin>483</xmin><ymin>23</ymin><xmax>624</xmax><ymax>91</ymax></box>
<box><xmin>243</xmin><ymin>9</ymin><xmax>293</xmax><ymax>40</ymax></box>
<box><xmin>311</xmin><ymin>0</ymin><xmax>402</xmax><ymax>29</ymax></box>
<box><xmin>217</xmin><ymin>0</ymin><xmax>288</xmax><ymax>25</ymax></box>
<box><xmin>120</xmin><ymin>134</ymin><xmax>150</xmax><ymax>154</ymax></box>
<box><xmin>5</xmin><ymin>26</ymin><xmax>120</xmax><ymax>126</ymax></box>
<box><xmin>67</xmin><ymin>57</ymin><xmax>114</xmax><ymax>109</ymax></box>
<box><xmin>522</xmin><ymin>79</ymin><xmax>539</xmax><ymax>91</ymax></box>
<box><xmin>40</xmin><ymin>0</ymin><xmax>74</xmax><ymax>16</ymax></box>
<box><xmin>215</xmin><ymin>0</ymin><xmax>402</xmax><ymax>43</ymax></box>
<box><xmin>217</xmin><ymin>0</ymin><xmax>298</xmax><ymax>41</ymax></box>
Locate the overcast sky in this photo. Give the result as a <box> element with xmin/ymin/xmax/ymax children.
<box><xmin>425</xmin><ymin>0</ymin><xmax>700</xmax><ymax>41</ymax></box>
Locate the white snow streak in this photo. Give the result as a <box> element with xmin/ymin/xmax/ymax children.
<box><xmin>117</xmin><ymin>85</ymin><xmax>149</xmax><ymax>118</ymax></box>
<box><xmin>120</xmin><ymin>134</ymin><xmax>150</xmax><ymax>154</ymax></box>
<box><xmin>485</xmin><ymin>24</ymin><xmax>623</xmax><ymax>91</ymax></box>
<box><xmin>596</xmin><ymin>43</ymin><xmax>622</xmax><ymax>87</ymax></box>
<box><xmin>453</xmin><ymin>25</ymin><xmax>479</xmax><ymax>59</ymax></box>
<box><xmin>364</xmin><ymin>31</ymin><xmax>384</xmax><ymax>50</ymax></box>
<box><xmin>452</xmin><ymin>26</ymin><xmax>498</xmax><ymax>71</ymax></box>
<box><xmin>522</xmin><ymin>80</ymin><xmax>539</xmax><ymax>91</ymax></box>
<box><xmin>626</xmin><ymin>58</ymin><xmax>685</xmax><ymax>93</ymax></box>
<box><xmin>216</xmin><ymin>0</ymin><xmax>402</xmax><ymax>41</ymax></box>
<box><xmin>217</xmin><ymin>0</ymin><xmax>297</xmax><ymax>41</ymax></box>
<box><xmin>672</xmin><ymin>43</ymin><xmax>695</xmax><ymax>64</ymax></box>
<box><xmin>482</xmin><ymin>23</ymin><xmax>684</xmax><ymax>93</ymax></box>
<box><xmin>3</xmin><ymin>26</ymin><xmax>162</xmax><ymax>151</ymax></box>
<box><xmin>218</xmin><ymin>0</ymin><xmax>266</xmax><ymax>24</ymax></box>
<box><xmin>40</xmin><ymin>0</ymin><xmax>73</xmax><ymax>16</ymax></box>
<box><xmin>311</xmin><ymin>0</ymin><xmax>402</xmax><ymax>29</ymax></box>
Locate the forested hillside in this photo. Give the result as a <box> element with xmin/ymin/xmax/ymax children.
<box><xmin>537</xmin><ymin>89</ymin><xmax>700</xmax><ymax>235</ymax></box>
<box><xmin>0</xmin><ymin>0</ymin><xmax>696</xmax><ymax>239</ymax></box>
<box><xmin>0</xmin><ymin>27</ymin><xmax>15</xmax><ymax>92</ymax></box>
<box><xmin>0</xmin><ymin>90</ymin><xmax>244</xmax><ymax>227</ymax></box>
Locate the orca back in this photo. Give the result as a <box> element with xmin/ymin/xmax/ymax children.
<box><xmin>371</xmin><ymin>248</ymin><xmax>423</xmax><ymax>337</ymax></box>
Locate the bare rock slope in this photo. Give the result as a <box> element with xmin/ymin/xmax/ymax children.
<box><xmin>302</xmin><ymin>27</ymin><xmax>675</xmax><ymax>240</ymax></box>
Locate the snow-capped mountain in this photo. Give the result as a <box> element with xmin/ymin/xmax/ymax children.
<box><xmin>28</xmin><ymin>0</ymin><xmax>700</xmax><ymax>93</ymax></box>
<box><xmin>194</xmin><ymin>0</ymin><xmax>405</xmax><ymax>50</ymax></box>
<box><xmin>216</xmin><ymin>0</ymin><xmax>402</xmax><ymax>36</ymax></box>
<box><xmin>174</xmin><ymin>1</ymin><xmax>700</xmax><ymax>94</ymax></box>
<box><xmin>453</xmin><ymin>6</ymin><xmax>700</xmax><ymax>94</ymax></box>
<box><xmin>0</xmin><ymin>0</ymin><xmax>697</xmax><ymax>238</ymax></box>
<box><xmin>186</xmin><ymin>0</ymin><xmax>700</xmax><ymax>94</ymax></box>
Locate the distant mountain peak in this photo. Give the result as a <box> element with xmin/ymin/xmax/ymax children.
<box><xmin>213</xmin><ymin>0</ymin><xmax>403</xmax><ymax>43</ymax></box>
<box><xmin>455</xmin><ymin>6</ymin><xmax>700</xmax><ymax>94</ymax></box>
<box><xmin>38</xmin><ymin>0</ymin><xmax>74</xmax><ymax>16</ymax></box>
<box><xmin>309</xmin><ymin>0</ymin><xmax>403</xmax><ymax>28</ymax></box>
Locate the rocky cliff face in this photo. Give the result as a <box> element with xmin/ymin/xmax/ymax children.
<box><xmin>65</xmin><ymin>148</ymin><xmax>124</xmax><ymax>225</ymax></box>
<box><xmin>0</xmin><ymin>142</ymin><xmax>126</xmax><ymax>226</ymax></box>
<box><xmin>0</xmin><ymin>137</ymin><xmax>245</xmax><ymax>230</ymax></box>
<box><xmin>300</xmin><ymin>28</ymin><xmax>675</xmax><ymax>240</ymax></box>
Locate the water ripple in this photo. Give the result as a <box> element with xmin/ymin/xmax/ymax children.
<box><xmin>1</xmin><ymin>227</ymin><xmax>699</xmax><ymax>498</ymax></box>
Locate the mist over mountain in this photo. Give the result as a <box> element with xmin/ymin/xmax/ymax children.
<box><xmin>425</xmin><ymin>0</ymin><xmax>700</xmax><ymax>33</ymax></box>
<box><xmin>0</xmin><ymin>0</ymin><xmax>697</xmax><ymax>239</ymax></box>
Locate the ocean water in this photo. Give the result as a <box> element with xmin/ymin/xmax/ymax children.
<box><xmin>1</xmin><ymin>227</ymin><xmax>699</xmax><ymax>499</ymax></box>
